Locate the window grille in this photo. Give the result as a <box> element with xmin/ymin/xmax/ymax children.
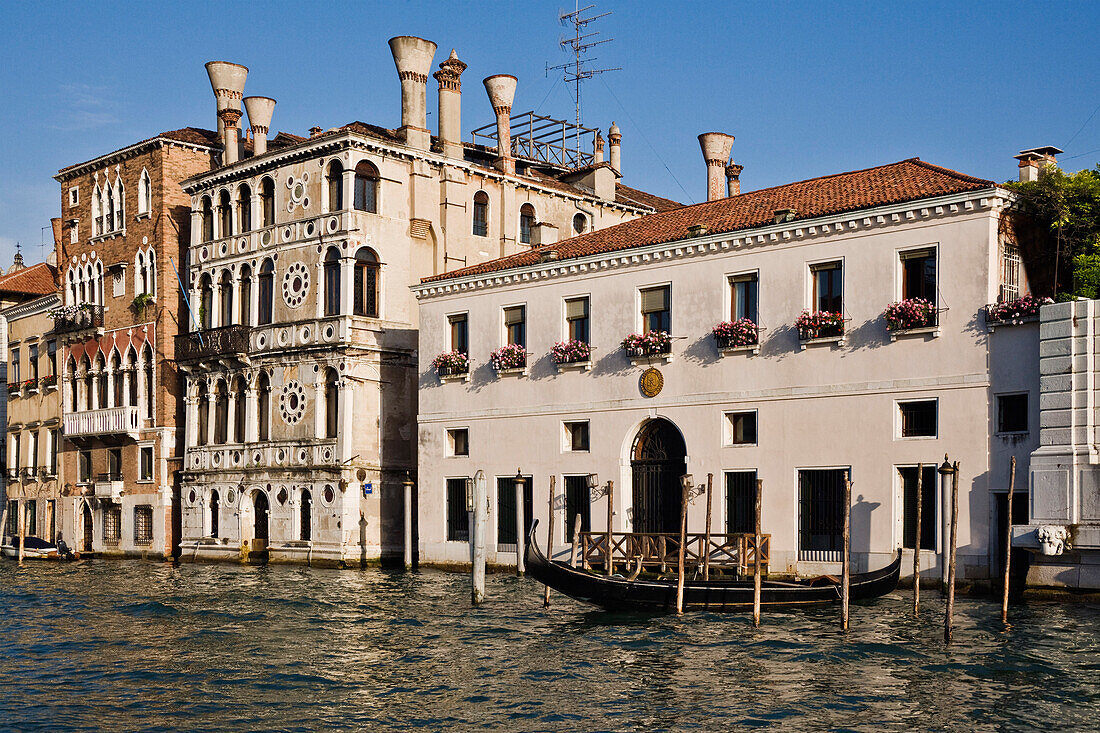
<box><xmin>564</xmin><ymin>475</ymin><xmax>591</xmax><ymax>539</ymax></box>
<box><xmin>899</xmin><ymin>466</ymin><xmax>937</xmax><ymax>550</ymax></box>
<box><xmin>899</xmin><ymin>400</ymin><xmax>937</xmax><ymax>437</ymax></box>
<box><xmin>496</xmin><ymin>476</ymin><xmax>533</xmax><ymax>551</ymax></box>
<box><xmin>1000</xmin><ymin>244</ymin><xmax>1021</xmax><ymax>302</ymax></box>
<box><xmin>798</xmin><ymin>469</ymin><xmax>846</xmax><ymax>561</ymax></box>
<box><xmin>103</xmin><ymin>506</ymin><xmax>122</xmax><ymax>545</ymax></box>
<box><xmin>446</xmin><ymin>478</ymin><xmax>470</xmax><ymax>542</ymax></box>
<box><xmin>134</xmin><ymin>506</ymin><xmax>153</xmax><ymax>545</ymax></box>
<box><xmin>725</xmin><ymin>471</ymin><xmax>757</xmax><ymax>534</ymax></box>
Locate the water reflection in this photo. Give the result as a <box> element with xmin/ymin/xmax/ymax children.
<box><xmin>1</xmin><ymin>560</ymin><xmax>1099</xmax><ymax>731</ymax></box>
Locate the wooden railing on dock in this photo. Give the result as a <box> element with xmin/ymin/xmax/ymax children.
<box><xmin>576</xmin><ymin>532</ymin><xmax>770</xmax><ymax>576</ymax></box>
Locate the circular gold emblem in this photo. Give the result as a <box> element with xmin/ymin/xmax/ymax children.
<box><xmin>639</xmin><ymin>367</ymin><xmax>664</xmax><ymax>398</ymax></box>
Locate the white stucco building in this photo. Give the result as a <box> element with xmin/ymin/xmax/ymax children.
<box><xmin>415</xmin><ymin>147</ymin><xmax>1047</xmax><ymax>583</ymax></box>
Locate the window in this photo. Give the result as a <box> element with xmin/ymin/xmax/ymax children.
<box><xmin>110</xmin><ymin>353</ymin><xmax>123</xmax><ymax>407</ymax></box>
<box><xmin>324</xmin><ymin>248</ymin><xmax>341</xmax><ymax>316</ymax></box>
<box><xmin>10</xmin><ymin>348</ymin><xmax>19</xmax><ymax>382</ymax></box>
<box><xmin>258</xmin><ymin>260</ymin><xmax>274</xmax><ymax>325</ymax></box>
<box><xmin>448</xmin><ymin>313</ymin><xmax>468</xmax><ymax>355</ymax></box>
<box><xmin>300</xmin><ymin>490</ymin><xmax>312</xmax><ymax>541</ymax></box>
<box><xmin>901</xmin><ymin>249</ymin><xmax>936</xmax><ymax>304</ymax></box>
<box><xmin>24</xmin><ymin>500</ymin><xmax>37</xmax><ymax>538</ymax></box>
<box><xmin>134</xmin><ymin>506</ymin><xmax>153</xmax><ymax>545</ymax></box>
<box><xmin>997</xmin><ymin>393</ymin><xmax>1028</xmax><ymax>434</ymax></box>
<box><xmin>447</xmin><ymin>428</ymin><xmax>469</xmax><ymax>457</ymax></box>
<box><xmin>29</xmin><ymin>431</ymin><xmax>39</xmax><ymax>471</ymax></box>
<box><xmin>519</xmin><ymin>203</ymin><xmax>536</xmax><ymax>244</ymax></box>
<box><xmin>503</xmin><ymin>305</ymin><xmax>526</xmax><ymax>347</ymax></box>
<box><xmin>572</xmin><ymin>213</ymin><xmax>587</xmax><ymax>234</ymax></box>
<box><xmin>257</xmin><ymin>372</ymin><xmax>271</xmax><ymax>442</ymax></box>
<box><xmin>726</xmin><ymin>411</ymin><xmax>758</xmax><ymax>445</ymax></box>
<box><xmin>11</xmin><ymin>433</ymin><xmax>20</xmax><ymax>470</ymax></box>
<box><xmin>107</xmin><ymin>448</ymin><xmax>122</xmax><ymax>479</ymax></box>
<box><xmin>68</xmin><ymin>186</ymin><xmax>79</xmax><ymax>207</ymax></box>
<box><xmin>138</xmin><ymin>169</ymin><xmax>151</xmax><ymax>215</ymax></box>
<box><xmin>496</xmin><ymin>476</ymin><xmax>533</xmax><ymax>550</ymax></box>
<box><xmin>354</xmin><ymin>162</ymin><xmax>379</xmax><ymax>213</ymax></box>
<box><xmin>201</xmin><ymin>196</ymin><xmax>214</xmax><ymax>242</ymax></box>
<box><xmin>45</xmin><ymin>500</ymin><xmax>55</xmax><ymax>541</ymax></box>
<box><xmin>899</xmin><ymin>465</ymin><xmax>936</xmax><ymax>551</ymax></box>
<box><xmin>6</xmin><ymin>501</ymin><xmax>16</xmax><ymax>536</ymax></box>
<box><xmin>899</xmin><ymin>400</ymin><xmax>937</xmax><ymax>438</ymax></box>
<box><xmin>327</xmin><ymin>161</ymin><xmax>343</xmax><ymax>211</ymax></box>
<box><xmin>239</xmin><ymin>265</ymin><xmax>252</xmax><ymax>326</ymax></box>
<box><xmin>28</xmin><ymin>344</ymin><xmax>38</xmax><ymax>381</ymax></box>
<box><xmin>811</xmin><ymin>261</ymin><xmax>843</xmax><ymax>313</ymax></box>
<box><xmin>260</xmin><ymin>177</ymin><xmax>275</xmax><ymax>227</ymax></box>
<box><xmin>144</xmin><ymin>350</ymin><xmax>154</xmax><ymax>420</ymax></box>
<box><xmin>92</xmin><ymin>184</ymin><xmax>102</xmax><ymax>236</ymax></box>
<box><xmin>219</xmin><ymin>270</ymin><xmax>233</xmax><ymax>327</ymax></box>
<box><xmin>214</xmin><ymin>381</ymin><xmax>228</xmax><ymax>445</ymax></box>
<box><xmin>324</xmin><ymin>368</ymin><xmax>339</xmax><ymax>439</ymax></box>
<box><xmin>564</xmin><ymin>475</ymin><xmax>592</xmax><ymax>538</ymax></box>
<box><xmin>640</xmin><ymin>285</ymin><xmax>671</xmax><ymax>334</ymax></box>
<box><xmin>1000</xmin><ymin>243</ymin><xmax>1021</xmax><ymax>302</ymax></box>
<box><xmin>78</xmin><ymin>449</ymin><xmax>92</xmax><ymax>483</ymax></box>
<box><xmin>472</xmin><ymin>191</ymin><xmax>488</xmax><ymax>237</ymax></box>
<box><xmin>564</xmin><ymin>421</ymin><xmax>589</xmax><ymax>452</ymax></box>
<box><xmin>103</xmin><ymin>506</ymin><xmax>121</xmax><ymax>545</ymax></box>
<box><xmin>219</xmin><ymin>189</ymin><xmax>232</xmax><ymax>238</ymax></box>
<box><xmin>139</xmin><ymin>446</ymin><xmax>153</xmax><ymax>482</ymax></box>
<box><xmin>198</xmin><ymin>273</ymin><xmax>214</xmax><ymax>330</ymax></box>
<box><xmin>196</xmin><ymin>381</ymin><xmax>209</xmax><ymax>446</ymax></box>
<box><xmin>49</xmin><ymin>430</ymin><xmax>59</xmax><ymax>475</ymax></box>
<box><xmin>725</xmin><ymin>471</ymin><xmax>757</xmax><ymax>534</ymax></box>
<box><xmin>729</xmin><ymin>273</ymin><xmax>759</xmax><ymax>323</ymax></box>
<box><xmin>46</xmin><ymin>340</ymin><xmax>57</xmax><ymax>376</ymax></box>
<box><xmin>210</xmin><ymin>490</ymin><xmax>220</xmax><ymax>538</ymax></box>
<box><xmin>798</xmin><ymin>468</ymin><xmax>847</xmax><ymax>560</ymax></box>
<box><xmin>565</xmin><ymin>297</ymin><xmax>589</xmax><ymax>343</ymax></box>
<box><xmin>447</xmin><ymin>478</ymin><xmax>470</xmax><ymax>542</ymax></box>
<box><xmin>237</xmin><ymin>183</ymin><xmax>251</xmax><ymax>232</ymax></box>
<box><xmin>353</xmin><ymin>248</ymin><xmax>379</xmax><ymax>318</ymax></box>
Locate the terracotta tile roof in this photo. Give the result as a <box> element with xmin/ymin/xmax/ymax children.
<box><xmin>422</xmin><ymin>158</ymin><xmax>995</xmax><ymax>284</ymax></box>
<box><xmin>57</xmin><ymin>128</ymin><xmax>219</xmax><ymax>174</ymax></box>
<box><xmin>615</xmin><ymin>184</ymin><xmax>681</xmax><ymax>212</ymax></box>
<box><xmin>0</xmin><ymin>262</ymin><xmax>58</xmax><ymax>296</ymax></box>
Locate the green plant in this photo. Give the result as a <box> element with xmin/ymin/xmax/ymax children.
<box><xmin>132</xmin><ymin>292</ymin><xmax>155</xmax><ymax>315</ymax></box>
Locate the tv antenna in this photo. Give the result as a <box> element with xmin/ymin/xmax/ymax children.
<box><xmin>547</xmin><ymin>2</ymin><xmax>620</xmax><ymax>156</ymax></box>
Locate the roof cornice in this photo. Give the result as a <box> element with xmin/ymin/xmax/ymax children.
<box><xmin>0</xmin><ymin>293</ymin><xmax>60</xmax><ymax>320</ymax></box>
<box><xmin>55</xmin><ymin>137</ymin><xmax>215</xmax><ymax>182</ymax></box>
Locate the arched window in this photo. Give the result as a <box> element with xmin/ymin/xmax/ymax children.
<box><xmin>573</xmin><ymin>213</ymin><xmax>587</xmax><ymax>235</ymax></box>
<box><xmin>218</xmin><ymin>190</ymin><xmax>232</xmax><ymax>238</ymax></box>
<box><xmin>237</xmin><ymin>183</ymin><xmax>252</xmax><ymax>232</ymax></box>
<box><xmin>324</xmin><ymin>247</ymin><xmax>341</xmax><ymax>316</ymax></box>
<box><xmin>209</xmin><ymin>490</ymin><xmax>219</xmax><ymax>538</ymax></box>
<box><xmin>95</xmin><ymin>355</ymin><xmax>107</xmax><ymax>409</ymax></box>
<box><xmin>519</xmin><ymin>203</ymin><xmax>536</xmax><ymax>244</ymax></box>
<box><xmin>66</xmin><ymin>268</ymin><xmax>77</xmax><ymax>305</ymax></box>
<box><xmin>196</xmin><ymin>381</ymin><xmax>209</xmax><ymax>446</ymax></box>
<box><xmin>145</xmin><ymin>249</ymin><xmax>156</xmax><ymax>296</ymax></box>
<box><xmin>232</xmin><ymin>376</ymin><xmax>246</xmax><ymax>443</ymax></box>
<box><xmin>353</xmin><ymin>161</ymin><xmax>378</xmax><ymax>213</ymax></box>
<box><xmin>256</xmin><ymin>371</ymin><xmax>270</xmax><ymax>441</ymax></box>
<box><xmin>353</xmin><ymin>248</ymin><xmax>379</xmax><ymax>317</ymax></box>
<box><xmin>92</xmin><ymin>184</ymin><xmax>102</xmax><ymax>236</ymax></box>
<box><xmin>67</xmin><ymin>357</ymin><xmax>78</xmax><ymax>412</ymax></box>
<box><xmin>473</xmin><ymin>191</ymin><xmax>488</xmax><ymax>237</ymax></box>
<box><xmin>327</xmin><ymin>160</ymin><xmax>343</xmax><ymax>212</ymax></box>
<box><xmin>213</xmin><ymin>380</ymin><xmax>228</xmax><ymax>445</ymax></box>
<box><xmin>105</xmin><ymin>186</ymin><xmax>115</xmax><ymax>232</ymax></box>
<box><xmin>126</xmin><ymin>349</ymin><xmax>138</xmax><ymax>407</ymax></box>
<box><xmin>115</xmin><ymin>180</ymin><xmax>125</xmax><ymax>227</ymax></box>
<box><xmin>199</xmin><ymin>274</ymin><xmax>213</xmax><ymax>330</ymax></box>
<box><xmin>258</xmin><ymin>260</ymin><xmax>274</xmax><ymax>325</ymax></box>
<box><xmin>95</xmin><ymin>262</ymin><xmax>104</xmax><ymax>304</ymax></box>
<box><xmin>219</xmin><ymin>270</ymin><xmax>233</xmax><ymax>327</ymax></box>
<box><xmin>239</xmin><ymin>264</ymin><xmax>252</xmax><ymax>326</ymax></box>
<box><xmin>300</xmin><ymin>489</ymin><xmax>312</xmax><ymax>541</ymax></box>
<box><xmin>82</xmin><ymin>356</ymin><xmax>93</xmax><ymax>411</ymax></box>
<box><xmin>201</xmin><ymin>196</ymin><xmax>214</xmax><ymax>242</ymax></box>
<box><xmin>135</xmin><ymin>251</ymin><xmax>146</xmax><ymax>295</ymax></box>
<box><xmin>111</xmin><ymin>352</ymin><xmax>123</xmax><ymax>407</ymax></box>
<box><xmin>324</xmin><ymin>368</ymin><xmax>339</xmax><ymax>438</ymax></box>
<box><xmin>143</xmin><ymin>345</ymin><xmax>154</xmax><ymax>420</ymax></box>
<box><xmin>138</xmin><ymin>169</ymin><xmax>151</xmax><ymax>215</ymax></box>
<box><xmin>260</xmin><ymin>177</ymin><xmax>275</xmax><ymax>227</ymax></box>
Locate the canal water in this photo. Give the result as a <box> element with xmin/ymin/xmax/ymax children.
<box><xmin>1</xmin><ymin>561</ymin><xmax>1098</xmax><ymax>732</ymax></box>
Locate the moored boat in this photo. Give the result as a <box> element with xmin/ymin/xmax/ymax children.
<box><xmin>525</xmin><ymin>522</ymin><xmax>901</xmax><ymax>612</ymax></box>
<box><xmin>1</xmin><ymin>536</ymin><xmax>61</xmax><ymax>560</ymax></box>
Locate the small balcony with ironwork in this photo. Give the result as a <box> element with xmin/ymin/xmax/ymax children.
<box><xmin>50</xmin><ymin>305</ymin><xmax>105</xmax><ymax>336</ymax></box>
<box><xmin>63</xmin><ymin>405</ymin><xmax>141</xmax><ymax>440</ymax></box>
<box><xmin>175</xmin><ymin>324</ymin><xmax>251</xmax><ymax>365</ymax></box>
<box><xmin>94</xmin><ymin>472</ymin><xmax>124</xmax><ymax>499</ymax></box>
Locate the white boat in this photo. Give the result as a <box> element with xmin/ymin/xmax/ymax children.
<box><xmin>0</xmin><ymin>536</ymin><xmax>60</xmax><ymax>560</ymax></box>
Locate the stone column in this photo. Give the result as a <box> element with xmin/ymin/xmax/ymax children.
<box><xmin>226</xmin><ymin>391</ymin><xmax>238</xmax><ymax>445</ymax></box>
<box><xmin>89</xmin><ymin>370</ymin><xmax>99</xmax><ymax>411</ymax></box>
<box><xmin>106</xmin><ymin>369</ymin><xmax>115</xmax><ymax>408</ymax></box>
<box><xmin>230</xmin><ymin>277</ymin><xmax>241</xmax><ymax>325</ymax></box>
<box><xmin>249</xmin><ymin>279</ymin><xmax>260</xmax><ymax>328</ymax></box>
<box><xmin>314</xmin><ymin>262</ymin><xmax>325</xmax><ymax>320</ymax></box>
<box><xmin>122</xmin><ymin>369</ymin><xmax>132</xmax><ymax>407</ymax></box>
<box><xmin>190</xmin><ymin>209</ymin><xmax>203</xmax><ymax>248</ymax></box>
<box><xmin>244</xmin><ymin>387</ymin><xmax>258</xmax><ymax>442</ymax></box>
<box><xmin>339</xmin><ymin>379</ymin><xmax>354</xmax><ymax>462</ymax></box>
<box><xmin>205</xmin><ymin>391</ymin><xmax>217</xmax><ymax>446</ymax></box>
<box><xmin>341</xmin><ymin>256</ymin><xmax>354</xmax><ymax>316</ymax></box>
<box><xmin>211</xmin><ymin>283</ymin><xmax>222</xmax><ymax>329</ymax></box>
<box><xmin>341</xmin><ymin>169</ymin><xmax>355</xmax><ymax>212</ymax></box>
<box><xmin>137</xmin><ymin>358</ymin><xmax>148</xmax><ymax>422</ymax></box>
<box><xmin>185</xmin><ymin>393</ymin><xmax>198</xmax><ymax>448</ymax></box>
<box><xmin>313</xmin><ymin>375</ymin><xmax>325</xmax><ymax>439</ymax></box>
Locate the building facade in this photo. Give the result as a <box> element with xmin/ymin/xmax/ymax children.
<box><xmin>415</xmin><ymin>152</ymin><xmax>1043</xmax><ymax>583</ymax></box>
<box><xmin>52</xmin><ymin>129</ymin><xmax>218</xmax><ymax>559</ymax></box>
<box><xmin>176</xmin><ymin>38</ymin><xmax>674</xmax><ymax>565</ymax></box>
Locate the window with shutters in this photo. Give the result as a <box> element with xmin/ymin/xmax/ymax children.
<box><xmin>354</xmin><ymin>162</ymin><xmax>379</xmax><ymax>213</ymax></box>
<box><xmin>134</xmin><ymin>506</ymin><xmax>153</xmax><ymax>545</ymax></box>
<box><xmin>900</xmin><ymin>249</ymin><xmax>937</xmax><ymax>304</ymax></box>
<box><xmin>898</xmin><ymin>465</ymin><xmax>936</xmax><ymax>550</ymax></box>
<box><xmin>564</xmin><ymin>475</ymin><xmax>591</xmax><ymax>539</ymax></box>
<box><xmin>446</xmin><ymin>428</ymin><xmax>469</xmax><ymax>457</ymax></box>
<box><xmin>811</xmin><ymin>261</ymin><xmax>843</xmax><ymax>313</ymax></box>
<box><xmin>565</xmin><ymin>296</ymin><xmax>590</xmax><ymax>343</ymax></box>
<box><xmin>563</xmin><ymin>421</ymin><xmax>589</xmax><ymax>452</ymax></box>
<box><xmin>446</xmin><ymin>478</ymin><xmax>470</xmax><ymax>542</ymax></box>
<box><xmin>724</xmin><ymin>411</ymin><xmax>757</xmax><ymax>445</ymax></box>
<box><xmin>640</xmin><ymin>285</ymin><xmax>671</xmax><ymax>334</ymax></box>
<box><xmin>448</xmin><ymin>313</ymin><xmax>468</xmax><ymax>355</ymax></box>
<box><xmin>729</xmin><ymin>272</ymin><xmax>759</xmax><ymax>323</ymax></box>
<box><xmin>503</xmin><ymin>305</ymin><xmax>526</xmax><ymax>348</ymax></box>
<box><xmin>24</xmin><ymin>499</ymin><xmax>38</xmax><ymax>537</ymax></box>
<box><xmin>725</xmin><ymin>470</ymin><xmax>757</xmax><ymax>534</ymax></box>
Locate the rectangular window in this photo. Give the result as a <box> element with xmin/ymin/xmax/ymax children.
<box><xmin>79</xmin><ymin>449</ymin><xmax>92</xmax><ymax>483</ymax></box>
<box><xmin>496</xmin><ymin>475</ymin><xmax>533</xmax><ymax>550</ymax></box>
<box><xmin>1000</xmin><ymin>243</ymin><xmax>1021</xmax><ymax>302</ymax></box>
<box><xmin>68</xmin><ymin>186</ymin><xmax>79</xmax><ymax>207</ymax></box>
<box><xmin>29</xmin><ymin>431</ymin><xmax>39</xmax><ymax>470</ymax></box>
<box><xmin>28</xmin><ymin>344</ymin><xmax>39</xmax><ymax>381</ymax></box>
<box><xmin>899</xmin><ymin>465</ymin><xmax>937</xmax><ymax>550</ymax></box>
<box><xmin>565</xmin><ymin>297</ymin><xmax>590</xmax><ymax>343</ymax></box>
<box><xmin>725</xmin><ymin>411</ymin><xmax>758</xmax><ymax>445</ymax></box>
<box><xmin>46</xmin><ymin>500</ymin><xmax>55</xmax><ymax>541</ymax></box>
<box><xmin>901</xmin><ymin>249</ymin><xmax>937</xmax><ymax>305</ymax></box>
<box><xmin>12</xmin><ymin>433</ymin><xmax>20</xmax><ymax>470</ymax></box>
<box><xmin>448</xmin><ymin>313</ymin><xmax>468</xmax><ymax>355</ymax></box>
<box><xmin>24</xmin><ymin>500</ymin><xmax>38</xmax><ymax>537</ymax></box>
<box><xmin>997</xmin><ymin>393</ymin><xmax>1029</xmax><ymax>434</ymax></box>
<box><xmin>46</xmin><ymin>341</ymin><xmax>57</xmax><ymax>376</ymax></box>
<box><xmin>10</xmin><ymin>348</ymin><xmax>19</xmax><ymax>382</ymax></box>
<box><xmin>447</xmin><ymin>428</ymin><xmax>469</xmax><ymax>457</ymax></box>
<box><xmin>446</xmin><ymin>478</ymin><xmax>470</xmax><ymax>542</ymax></box>
<box><xmin>640</xmin><ymin>285</ymin><xmax>671</xmax><ymax>334</ymax></box>
<box><xmin>729</xmin><ymin>273</ymin><xmax>759</xmax><ymax>323</ymax></box>
<box><xmin>103</xmin><ymin>506</ymin><xmax>121</xmax><ymax>545</ymax></box>
<box><xmin>564</xmin><ymin>421</ymin><xmax>590</xmax><ymax>452</ymax></box>
<box><xmin>725</xmin><ymin>470</ymin><xmax>757</xmax><ymax>534</ymax></box>
<box><xmin>49</xmin><ymin>430</ymin><xmax>59</xmax><ymax>475</ymax></box>
<box><xmin>140</xmin><ymin>446</ymin><xmax>154</xmax><ymax>481</ymax></box>
<box><xmin>564</xmin><ymin>475</ymin><xmax>591</xmax><ymax>538</ymax></box>
<box><xmin>134</xmin><ymin>506</ymin><xmax>153</xmax><ymax>545</ymax></box>
<box><xmin>107</xmin><ymin>448</ymin><xmax>122</xmax><ymax>480</ymax></box>
<box><xmin>6</xmin><ymin>501</ymin><xmax>17</xmax><ymax>536</ymax></box>
<box><xmin>811</xmin><ymin>261</ymin><xmax>843</xmax><ymax>313</ymax></box>
<box><xmin>519</xmin><ymin>207</ymin><xmax>535</xmax><ymax>244</ymax></box>
<box><xmin>504</xmin><ymin>306</ymin><xmax>526</xmax><ymax>348</ymax></box>
<box><xmin>899</xmin><ymin>399</ymin><xmax>937</xmax><ymax>438</ymax></box>
<box><xmin>798</xmin><ymin>468</ymin><xmax>847</xmax><ymax>560</ymax></box>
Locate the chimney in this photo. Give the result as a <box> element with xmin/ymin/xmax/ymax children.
<box><xmin>1014</xmin><ymin>146</ymin><xmax>1063</xmax><ymax>182</ymax></box>
<box><xmin>219</xmin><ymin>108</ymin><xmax>243</xmax><ymax>164</ymax></box>
<box><xmin>434</xmin><ymin>49</ymin><xmax>467</xmax><ymax>159</ymax></box>
<box><xmin>726</xmin><ymin>163</ymin><xmax>743</xmax><ymax>196</ymax></box>
<box><xmin>309</xmin><ymin>126</ymin><xmax>323</xmax><ymax>138</ymax></box>
<box><xmin>389</xmin><ymin>36</ymin><xmax>437</xmax><ymax>151</ymax></box>
<box><xmin>484</xmin><ymin>74</ymin><xmax>518</xmax><ymax>175</ymax></box>
<box><xmin>698</xmin><ymin>132</ymin><xmax>735</xmax><ymax>202</ymax></box>
<box><xmin>608</xmin><ymin>122</ymin><xmax>622</xmax><ymax>173</ymax></box>
<box><xmin>205</xmin><ymin>61</ymin><xmax>248</xmax><ymax>162</ymax></box>
<box><xmin>244</xmin><ymin>96</ymin><xmax>275</xmax><ymax>156</ymax></box>
<box><xmin>594</xmin><ymin>132</ymin><xmax>605</xmax><ymax>164</ymax></box>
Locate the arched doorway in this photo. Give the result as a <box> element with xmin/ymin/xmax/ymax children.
<box><xmin>630</xmin><ymin>419</ymin><xmax>687</xmax><ymax>534</ymax></box>
<box><xmin>253</xmin><ymin>491</ymin><xmax>269</xmax><ymax>543</ymax></box>
<box><xmin>81</xmin><ymin>503</ymin><xmax>94</xmax><ymax>552</ymax></box>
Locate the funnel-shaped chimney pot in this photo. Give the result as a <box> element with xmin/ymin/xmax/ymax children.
<box><xmin>389</xmin><ymin>36</ymin><xmax>437</xmax><ymax>150</ymax></box>
<box><xmin>205</xmin><ymin>61</ymin><xmax>248</xmax><ymax>154</ymax></box>
<box><xmin>698</xmin><ymin>132</ymin><xmax>735</xmax><ymax>201</ymax></box>
<box><xmin>244</xmin><ymin>96</ymin><xmax>275</xmax><ymax>156</ymax></box>
<box><xmin>608</xmin><ymin>122</ymin><xmax>622</xmax><ymax>174</ymax></box>
<box><xmin>484</xmin><ymin>74</ymin><xmax>517</xmax><ymax>175</ymax></box>
<box><xmin>434</xmin><ymin>49</ymin><xmax>467</xmax><ymax>159</ymax></box>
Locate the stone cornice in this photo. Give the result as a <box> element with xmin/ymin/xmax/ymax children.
<box><xmin>0</xmin><ymin>293</ymin><xmax>60</xmax><ymax>321</ymax></box>
<box><xmin>55</xmin><ymin>138</ymin><xmax>215</xmax><ymax>183</ymax></box>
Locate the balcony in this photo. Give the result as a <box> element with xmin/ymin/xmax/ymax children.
<box><xmin>64</xmin><ymin>405</ymin><xmax>140</xmax><ymax>439</ymax></box>
<box><xmin>94</xmin><ymin>472</ymin><xmax>124</xmax><ymax>499</ymax></box>
<box><xmin>51</xmin><ymin>305</ymin><xmax>104</xmax><ymax>335</ymax></box>
<box><xmin>175</xmin><ymin>324</ymin><xmax>251</xmax><ymax>363</ymax></box>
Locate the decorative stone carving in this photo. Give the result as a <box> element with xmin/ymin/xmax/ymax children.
<box><xmin>279</xmin><ymin>380</ymin><xmax>307</xmax><ymax>424</ymax></box>
<box><xmin>1037</xmin><ymin>525</ymin><xmax>1071</xmax><ymax>556</ymax></box>
<box><xmin>282</xmin><ymin>262</ymin><xmax>310</xmax><ymax>308</ymax></box>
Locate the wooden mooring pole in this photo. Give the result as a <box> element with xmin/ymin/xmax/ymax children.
<box><xmin>403</xmin><ymin>475</ymin><xmax>415</xmax><ymax>570</ymax></box>
<box><xmin>675</xmin><ymin>476</ymin><xmax>690</xmax><ymax>614</ymax></box>
<box><xmin>945</xmin><ymin>461</ymin><xmax>960</xmax><ymax>644</ymax></box>
<box><xmin>0</xmin><ymin>504</ymin><xmax>8</xmax><ymax>555</ymax></box>
<box><xmin>753</xmin><ymin>478</ymin><xmax>763</xmax><ymax>628</ymax></box>
<box><xmin>703</xmin><ymin>473</ymin><xmax>714</xmax><ymax>581</ymax></box>
<box><xmin>1002</xmin><ymin>456</ymin><xmax>1016</xmax><ymax>625</ymax></box>
<box><xmin>544</xmin><ymin>475</ymin><xmax>555</xmax><ymax>608</ymax></box>
<box><xmin>471</xmin><ymin>471</ymin><xmax>487</xmax><ymax>606</ymax></box>
<box><xmin>18</xmin><ymin>500</ymin><xmax>26</xmax><ymax>566</ymax></box>
<box><xmin>913</xmin><ymin>463</ymin><xmax>923</xmax><ymax>615</ymax></box>
<box><xmin>605</xmin><ymin>481</ymin><xmax>614</xmax><ymax>576</ymax></box>
<box><xmin>514</xmin><ymin>471</ymin><xmax>525</xmax><ymax>577</ymax></box>
<box><xmin>569</xmin><ymin>513</ymin><xmax>581</xmax><ymax>568</ymax></box>
<box><xmin>841</xmin><ymin>471</ymin><xmax>851</xmax><ymax>632</ymax></box>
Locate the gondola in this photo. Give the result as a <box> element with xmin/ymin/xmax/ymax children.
<box><xmin>525</xmin><ymin>521</ymin><xmax>902</xmax><ymax>612</ymax></box>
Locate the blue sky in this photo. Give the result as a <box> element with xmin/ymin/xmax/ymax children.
<box><xmin>1</xmin><ymin>0</ymin><xmax>1098</xmax><ymax>267</ymax></box>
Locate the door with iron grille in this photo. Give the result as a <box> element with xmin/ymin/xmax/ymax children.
<box><xmin>630</xmin><ymin>419</ymin><xmax>687</xmax><ymax>534</ymax></box>
<box><xmin>798</xmin><ymin>468</ymin><xmax>846</xmax><ymax>561</ymax></box>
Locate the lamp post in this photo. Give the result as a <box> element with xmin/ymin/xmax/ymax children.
<box><xmin>514</xmin><ymin>469</ymin><xmax>525</xmax><ymax>576</ymax></box>
<box><xmin>939</xmin><ymin>455</ymin><xmax>959</xmax><ymax>643</ymax></box>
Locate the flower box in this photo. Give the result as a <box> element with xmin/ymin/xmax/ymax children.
<box><xmin>490</xmin><ymin>344</ymin><xmax>527</xmax><ymax>376</ymax></box>
<box><xmin>796</xmin><ymin>311</ymin><xmax>845</xmax><ymax>342</ymax></box>
<box><xmin>432</xmin><ymin>351</ymin><xmax>469</xmax><ymax>382</ymax></box>
<box><xmin>884</xmin><ymin>298</ymin><xmax>937</xmax><ymax>332</ymax></box>
<box><xmin>6</xmin><ymin>383</ymin><xmax>20</xmax><ymax>396</ymax></box>
<box><xmin>22</xmin><ymin>379</ymin><xmax>38</xmax><ymax>394</ymax></box>
<box><xmin>986</xmin><ymin>295</ymin><xmax>1053</xmax><ymax>327</ymax></box>
<box><xmin>713</xmin><ymin>319</ymin><xmax>759</xmax><ymax>354</ymax></box>
<box><xmin>41</xmin><ymin>374</ymin><xmax>58</xmax><ymax>389</ymax></box>
<box><xmin>550</xmin><ymin>339</ymin><xmax>591</xmax><ymax>365</ymax></box>
<box><xmin>621</xmin><ymin>331</ymin><xmax>672</xmax><ymax>363</ymax></box>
